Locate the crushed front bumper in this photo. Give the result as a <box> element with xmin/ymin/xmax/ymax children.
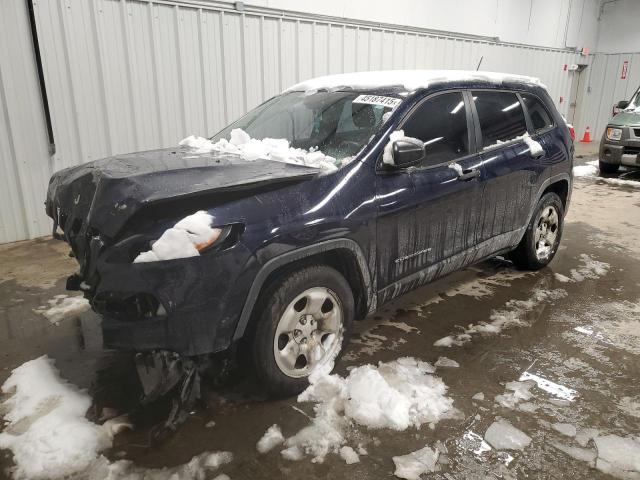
<box><xmin>93</xmin><ymin>243</ymin><xmax>257</xmax><ymax>356</ymax></box>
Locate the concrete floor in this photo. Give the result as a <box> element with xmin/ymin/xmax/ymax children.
<box><xmin>1</xmin><ymin>144</ymin><xmax>640</xmax><ymax>479</ymax></box>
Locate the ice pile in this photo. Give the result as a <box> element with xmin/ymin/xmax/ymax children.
<box><xmin>180</xmin><ymin>128</ymin><xmax>340</xmax><ymax>171</ymax></box>
<box><xmin>33</xmin><ymin>294</ymin><xmax>90</xmax><ymax>325</ymax></box>
<box><xmin>484</xmin><ymin>419</ymin><xmax>531</xmax><ymax>451</ymax></box>
<box><xmin>277</xmin><ymin>357</ymin><xmax>457</xmax><ymax>463</ymax></box>
<box><xmin>0</xmin><ymin>356</ymin><xmax>233</xmax><ymax>480</ymax></box>
<box><xmin>573</xmin><ymin>159</ymin><xmax>640</xmax><ymax>188</ymax></box>
<box><xmin>282</xmin><ymin>357</ymin><xmax>457</xmax><ymax>462</ymax></box>
<box><xmin>434</xmin><ymin>287</ymin><xmax>568</xmax><ymax>347</ymax></box>
<box><xmin>134</xmin><ymin>210</ymin><xmax>221</xmax><ymax>263</ymax></box>
<box><xmin>0</xmin><ymin>356</ymin><xmax>111</xmax><ymax>479</ymax></box>
<box><xmin>392</xmin><ymin>445</ymin><xmax>440</xmax><ymax>480</ymax></box>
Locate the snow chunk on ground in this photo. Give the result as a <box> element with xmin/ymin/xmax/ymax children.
<box><xmin>180</xmin><ymin>128</ymin><xmax>339</xmax><ymax>171</ymax></box>
<box><xmin>551</xmin><ymin>441</ymin><xmax>596</xmax><ymax>466</ymax></box>
<box><xmin>522</xmin><ymin>132</ymin><xmax>543</xmax><ymax>156</ymax></box>
<box><xmin>392</xmin><ymin>445</ymin><xmax>440</xmax><ymax>480</ymax></box>
<box><xmin>0</xmin><ymin>356</ymin><xmax>111</xmax><ymax>479</ymax></box>
<box><xmin>434</xmin><ymin>356</ymin><xmax>459</xmax><ymax>368</ymax></box>
<box><xmin>494</xmin><ymin>380</ymin><xmax>535</xmax><ymax>409</ymax></box>
<box><xmin>339</xmin><ymin>446</ymin><xmax>360</xmax><ymax>464</ymax></box>
<box><xmin>552</xmin><ymin>423</ymin><xmax>577</xmax><ymax>437</ymax></box>
<box><xmin>434</xmin><ymin>287</ymin><xmax>567</xmax><ymax>347</ymax></box>
<box><xmin>594</xmin><ymin>435</ymin><xmax>640</xmax><ymax>477</ymax></box>
<box><xmin>472</xmin><ymin>392</ymin><xmax>485</xmax><ymax>401</ymax></box>
<box><xmin>570</xmin><ymin>254</ymin><xmax>610</xmax><ymax>281</ymax></box>
<box><xmin>283</xmin><ymin>357</ymin><xmax>456</xmax><ymax>463</ymax></box>
<box><xmin>134</xmin><ymin>210</ymin><xmax>221</xmax><ymax>263</ymax></box>
<box><xmin>484</xmin><ymin>419</ymin><xmax>531</xmax><ymax>451</ymax></box>
<box><xmin>0</xmin><ymin>356</ymin><xmax>234</xmax><ymax>480</ymax></box>
<box><xmin>33</xmin><ymin>295</ymin><xmax>90</xmax><ymax>325</ymax></box>
<box><xmin>554</xmin><ymin>273</ymin><xmax>572</xmax><ymax>283</ymax></box>
<box><xmin>574</xmin><ymin>160</ymin><xmax>599</xmax><ymax>177</ymax></box>
<box><xmin>257</xmin><ymin>424</ymin><xmax>285</xmax><ymax>453</ymax></box>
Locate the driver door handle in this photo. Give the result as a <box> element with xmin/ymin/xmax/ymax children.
<box><xmin>457</xmin><ymin>168</ymin><xmax>480</xmax><ymax>181</ymax></box>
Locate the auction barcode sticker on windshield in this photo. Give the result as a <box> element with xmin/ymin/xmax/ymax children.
<box><xmin>352</xmin><ymin>95</ymin><xmax>401</xmax><ymax>109</ymax></box>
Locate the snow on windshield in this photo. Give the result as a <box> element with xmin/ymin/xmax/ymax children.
<box><xmin>179</xmin><ymin>129</ymin><xmax>342</xmax><ymax>171</ymax></box>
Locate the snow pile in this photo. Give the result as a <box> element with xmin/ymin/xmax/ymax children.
<box><xmin>339</xmin><ymin>446</ymin><xmax>360</xmax><ymax>464</ymax></box>
<box><xmin>434</xmin><ymin>356</ymin><xmax>459</xmax><ymax>368</ymax></box>
<box><xmin>179</xmin><ymin>128</ymin><xmax>340</xmax><ymax>171</ymax></box>
<box><xmin>134</xmin><ymin>210</ymin><xmax>221</xmax><ymax>263</ymax></box>
<box><xmin>483</xmin><ymin>132</ymin><xmax>543</xmax><ymax>156</ymax></box>
<box><xmin>285</xmin><ymin>70</ymin><xmax>546</xmax><ymax>94</ymax></box>
<box><xmin>33</xmin><ymin>294</ymin><xmax>90</xmax><ymax>325</ymax></box>
<box><xmin>392</xmin><ymin>445</ymin><xmax>440</xmax><ymax>480</ymax></box>
<box><xmin>279</xmin><ymin>357</ymin><xmax>457</xmax><ymax>463</ymax></box>
<box><xmin>382</xmin><ymin>130</ymin><xmax>423</xmax><ymax>166</ymax></box>
<box><xmin>573</xmin><ymin>160</ymin><xmax>599</xmax><ymax>177</ymax></box>
<box><xmin>570</xmin><ymin>254</ymin><xmax>610</xmax><ymax>281</ymax></box>
<box><xmin>257</xmin><ymin>424</ymin><xmax>285</xmax><ymax>453</ymax></box>
<box><xmin>0</xmin><ymin>356</ymin><xmax>111</xmax><ymax>479</ymax></box>
<box><xmin>574</xmin><ymin>160</ymin><xmax>640</xmax><ymax>188</ymax></box>
<box><xmin>494</xmin><ymin>380</ymin><xmax>535</xmax><ymax>409</ymax></box>
<box><xmin>484</xmin><ymin>419</ymin><xmax>531</xmax><ymax>451</ymax></box>
<box><xmin>593</xmin><ymin>435</ymin><xmax>640</xmax><ymax>478</ymax></box>
<box><xmin>0</xmin><ymin>356</ymin><xmax>234</xmax><ymax>480</ymax></box>
<box><xmin>93</xmin><ymin>451</ymin><xmax>233</xmax><ymax>480</ymax></box>
<box><xmin>434</xmin><ymin>288</ymin><xmax>567</xmax><ymax>347</ymax></box>
<box><xmin>522</xmin><ymin>132</ymin><xmax>544</xmax><ymax>156</ymax></box>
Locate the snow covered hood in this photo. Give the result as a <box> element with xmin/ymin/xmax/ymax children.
<box><xmin>46</xmin><ymin>147</ymin><xmax>321</xmax><ymax>239</ymax></box>
<box><xmin>285</xmin><ymin>69</ymin><xmax>546</xmax><ymax>93</ymax></box>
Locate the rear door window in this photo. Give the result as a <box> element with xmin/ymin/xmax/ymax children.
<box><xmin>402</xmin><ymin>92</ymin><xmax>470</xmax><ymax>166</ymax></box>
<box><xmin>521</xmin><ymin>93</ymin><xmax>554</xmax><ymax>132</ymax></box>
<box><xmin>472</xmin><ymin>91</ymin><xmax>527</xmax><ymax>148</ymax></box>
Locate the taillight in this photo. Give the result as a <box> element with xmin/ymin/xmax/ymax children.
<box><xmin>568</xmin><ymin>125</ymin><xmax>575</xmax><ymax>142</ymax></box>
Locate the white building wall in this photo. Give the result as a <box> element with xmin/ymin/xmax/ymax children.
<box><xmin>253</xmin><ymin>0</ymin><xmax>601</xmax><ymax>50</ymax></box>
<box><xmin>596</xmin><ymin>0</ymin><xmax>640</xmax><ymax>54</ymax></box>
<box><xmin>0</xmin><ymin>0</ymin><xmax>53</xmax><ymax>244</ymax></box>
<box><xmin>0</xmin><ymin>0</ymin><xmax>626</xmax><ymax>244</ymax></box>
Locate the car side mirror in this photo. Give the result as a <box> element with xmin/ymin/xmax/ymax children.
<box><xmin>617</xmin><ymin>100</ymin><xmax>630</xmax><ymax>109</ymax></box>
<box><xmin>391</xmin><ymin>139</ymin><xmax>425</xmax><ymax>168</ymax></box>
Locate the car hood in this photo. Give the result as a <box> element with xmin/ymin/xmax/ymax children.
<box><xmin>609</xmin><ymin>111</ymin><xmax>640</xmax><ymax>127</ymax></box>
<box><xmin>46</xmin><ymin>147</ymin><xmax>322</xmax><ymax>240</ymax></box>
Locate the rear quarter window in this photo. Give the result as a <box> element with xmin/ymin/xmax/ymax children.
<box><xmin>521</xmin><ymin>93</ymin><xmax>555</xmax><ymax>132</ymax></box>
<box><xmin>472</xmin><ymin>91</ymin><xmax>528</xmax><ymax>148</ymax></box>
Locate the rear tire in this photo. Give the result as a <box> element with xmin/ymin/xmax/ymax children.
<box><xmin>509</xmin><ymin>192</ymin><xmax>564</xmax><ymax>270</ymax></box>
<box><xmin>599</xmin><ymin>160</ymin><xmax>619</xmax><ymax>174</ymax></box>
<box><xmin>248</xmin><ymin>264</ymin><xmax>354</xmax><ymax>397</ymax></box>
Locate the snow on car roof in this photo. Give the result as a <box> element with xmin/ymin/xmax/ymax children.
<box><xmin>285</xmin><ymin>69</ymin><xmax>546</xmax><ymax>93</ymax></box>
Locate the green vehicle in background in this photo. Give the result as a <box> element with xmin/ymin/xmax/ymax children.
<box><xmin>599</xmin><ymin>85</ymin><xmax>640</xmax><ymax>173</ymax></box>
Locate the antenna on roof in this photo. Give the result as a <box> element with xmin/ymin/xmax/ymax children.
<box><xmin>476</xmin><ymin>56</ymin><xmax>484</xmax><ymax>71</ymax></box>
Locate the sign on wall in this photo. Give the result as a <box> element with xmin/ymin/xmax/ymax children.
<box><xmin>621</xmin><ymin>60</ymin><xmax>629</xmax><ymax>80</ymax></box>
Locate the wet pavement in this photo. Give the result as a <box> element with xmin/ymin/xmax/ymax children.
<box><xmin>1</xmin><ymin>147</ymin><xmax>640</xmax><ymax>479</ymax></box>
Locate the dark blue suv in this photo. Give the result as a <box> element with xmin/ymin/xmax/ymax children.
<box><xmin>46</xmin><ymin>71</ymin><xmax>573</xmax><ymax>396</ymax></box>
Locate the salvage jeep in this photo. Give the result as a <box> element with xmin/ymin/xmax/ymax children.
<box><xmin>46</xmin><ymin>70</ymin><xmax>573</xmax><ymax>401</ymax></box>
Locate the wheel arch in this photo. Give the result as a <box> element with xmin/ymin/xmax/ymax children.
<box><xmin>232</xmin><ymin>239</ymin><xmax>374</xmax><ymax>341</ymax></box>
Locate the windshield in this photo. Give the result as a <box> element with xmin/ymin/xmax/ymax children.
<box><xmin>211</xmin><ymin>91</ymin><xmax>399</xmax><ymax>164</ymax></box>
<box><xmin>627</xmin><ymin>87</ymin><xmax>640</xmax><ymax>111</ymax></box>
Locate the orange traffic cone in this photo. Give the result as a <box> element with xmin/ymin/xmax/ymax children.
<box><xmin>580</xmin><ymin>126</ymin><xmax>592</xmax><ymax>143</ymax></box>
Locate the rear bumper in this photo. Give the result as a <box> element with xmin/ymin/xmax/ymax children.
<box><xmin>94</xmin><ymin>243</ymin><xmax>257</xmax><ymax>356</ymax></box>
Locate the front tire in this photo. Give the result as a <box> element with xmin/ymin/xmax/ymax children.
<box><xmin>599</xmin><ymin>160</ymin><xmax>619</xmax><ymax>174</ymax></box>
<box><xmin>509</xmin><ymin>192</ymin><xmax>564</xmax><ymax>270</ymax></box>
<box><xmin>249</xmin><ymin>264</ymin><xmax>354</xmax><ymax>396</ymax></box>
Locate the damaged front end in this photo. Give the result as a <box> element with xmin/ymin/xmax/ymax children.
<box><xmin>46</xmin><ymin>147</ymin><xmax>321</xmax><ymax>436</ymax></box>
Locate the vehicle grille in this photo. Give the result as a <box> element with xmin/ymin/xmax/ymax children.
<box><xmin>623</xmin><ymin>146</ymin><xmax>640</xmax><ymax>155</ymax></box>
<box><xmin>633</xmin><ymin>128</ymin><xmax>640</xmax><ymax>138</ymax></box>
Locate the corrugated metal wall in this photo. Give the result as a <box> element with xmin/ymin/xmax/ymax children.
<box><xmin>0</xmin><ymin>0</ymin><xmax>628</xmax><ymax>244</ymax></box>
<box><xmin>0</xmin><ymin>0</ymin><xmax>53</xmax><ymax>244</ymax></box>
<box><xmin>576</xmin><ymin>52</ymin><xmax>640</xmax><ymax>140</ymax></box>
